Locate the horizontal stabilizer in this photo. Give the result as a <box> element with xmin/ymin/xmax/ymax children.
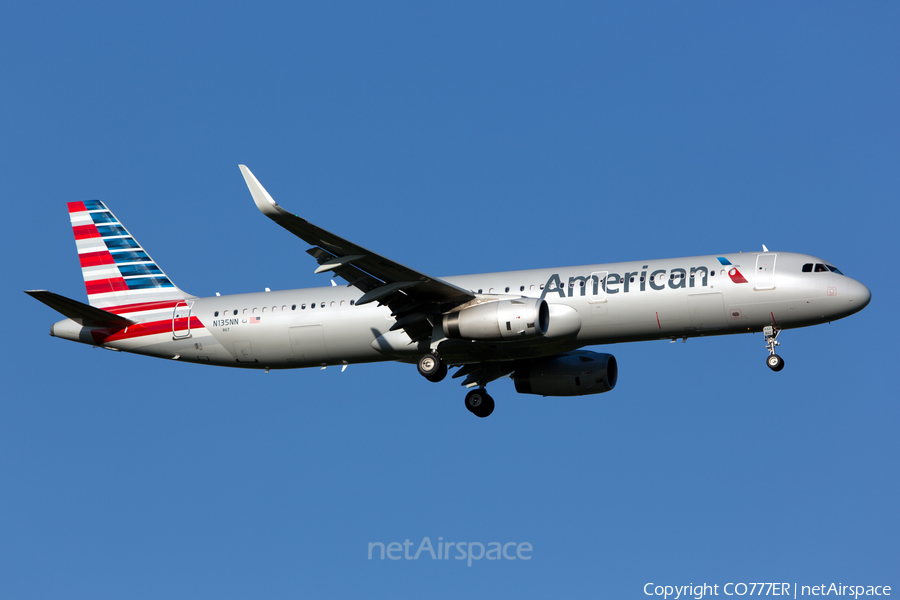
<box><xmin>25</xmin><ymin>290</ymin><xmax>135</xmax><ymax>328</ymax></box>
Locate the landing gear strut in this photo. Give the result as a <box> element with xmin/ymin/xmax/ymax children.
<box><xmin>465</xmin><ymin>388</ymin><xmax>495</xmax><ymax>418</ymax></box>
<box><xmin>417</xmin><ymin>351</ymin><xmax>447</xmax><ymax>382</ymax></box>
<box><xmin>763</xmin><ymin>325</ymin><xmax>785</xmax><ymax>372</ymax></box>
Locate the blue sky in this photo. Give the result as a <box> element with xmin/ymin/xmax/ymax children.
<box><xmin>2</xmin><ymin>2</ymin><xmax>897</xmax><ymax>598</ymax></box>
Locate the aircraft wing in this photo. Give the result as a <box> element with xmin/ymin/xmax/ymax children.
<box><xmin>239</xmin><ymin>166</ymin><xmax>475</xmax><ymax>341</ymax></box>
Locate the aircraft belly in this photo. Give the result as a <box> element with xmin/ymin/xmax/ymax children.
<box><xmin>578</xmin><ymin>295</ymin><xmax>692</xmax><ymax>340</ymax></box>
<box><xmin>200</xmin><ymin>305</ymin><xmax>390</xmax><ymax>368</ymax></box>
<box><xmin>687</xmin><ymin>293</ymin><xmax>729</xmax><ymax>331</ymax></box>
<box><xmin>111</xmin><ymin>330</ymin><xmax>233</xmax><ymax>365</ymax></box>
<box><xmin>289</xmin><ymin>325</ymin><xmax>329</xmax><ymax>364</ymax></box>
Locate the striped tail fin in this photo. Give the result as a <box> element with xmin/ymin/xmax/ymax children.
<box><xmin>68</xmin><ymin>200</ymin><xmax>190</xmax><ymax>310</ymax></box>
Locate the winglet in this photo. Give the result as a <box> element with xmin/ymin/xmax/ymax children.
<box><xmin>239</xmin><ymin>165</ymin><xmax>288</xmax><ymax>218</ymax></box>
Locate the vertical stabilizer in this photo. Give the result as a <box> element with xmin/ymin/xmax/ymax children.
<box><xmin>67</xmin><ymin>200</ymin><xmax>189</xmax><ymax>311</ymax></box>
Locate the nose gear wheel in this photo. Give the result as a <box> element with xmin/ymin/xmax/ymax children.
<box><xmin>763</xmin><ymin>326</ymin><xmax>785</xmax><ymax>371</ymax></box>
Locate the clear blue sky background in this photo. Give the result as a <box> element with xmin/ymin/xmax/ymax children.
<box><xmin>2</xmin><ymin>2</ymin><xmax>897</xmax><ymax>598</ymax></box>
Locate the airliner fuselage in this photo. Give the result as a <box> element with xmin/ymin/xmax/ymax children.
<box><xmin>50</xmin><ymin>253</ymin><xmax>868</xmax><ymax>368</ymax></box>
<box><xmin>29</xmin><ymin>167</ymin><xmax>871</xmax><ymax>417</ymax></box>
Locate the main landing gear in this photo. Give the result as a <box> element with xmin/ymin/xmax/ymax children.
<box><xmin>465</xmin><ymin>388</ymin><xmax>495</xmax><ymax>418</ymax></box>
<box><xmin>417</xmin><ymin>351</ymin><xmax>448</xmax><ymax>382</ymax></box>
<box><xmin>418</xmin><ymin>352</ymin><xmax>495</xmax><ymax>417</ymax></box>
<box><xmin>763</xmin><ymin>325</ymin><xmax>785</xmax><ymax>372</ymax></box>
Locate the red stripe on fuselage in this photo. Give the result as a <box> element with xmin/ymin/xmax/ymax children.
<box><xmin>86</xmin><ymin>278</ymin><xmax>129</xmax><ymax>295</ymax></box>
<box><xmin>104</xmin><ymin>300</ymin><xmax>185</xmax><ymax>315</ymax></box>
<box><xmin>67</xmin><ymin>201</ymin><xmax>87</xmax><ymax>213</ymax></box>
<box><xmin>79</xmin><ymin>251</ymin><xmax>116</xmax><ymax>268</ymax></box>
<box><xmin>92</xmin><ymin>316</ymin><xmax>206</xmax><ymax>343</ymax></box>
<box><xmin>73</xmin><ymin>224</ymin><xmax>101</xmax><ymax>240</ymax></box>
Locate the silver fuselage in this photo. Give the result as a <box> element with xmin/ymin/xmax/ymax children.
<box><xmin>50</xmin><ymin>251</ymin><xmax>871</xmax><ymax>370</ymax></box>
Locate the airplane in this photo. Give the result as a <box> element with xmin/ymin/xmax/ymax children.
<box><xmin>26</xmin><ymin>166</ymin><xmax>872</xmax><ymax>417</ymax></box>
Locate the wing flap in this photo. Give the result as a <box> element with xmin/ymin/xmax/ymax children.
<box><xmin>453</xmin><ymin>362</ymin><xmax>516</xmax><ymax>388</ymax></box>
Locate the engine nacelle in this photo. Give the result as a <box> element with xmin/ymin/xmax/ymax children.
<box><xmin>513</xmin><ymin>350</ymin><xmax>617</xmax><ymax>396</ymax></box>
<box><xmin>443</xmin><ymin>298</ymin><xmax>549</xmax><ymax>341</ymax></box>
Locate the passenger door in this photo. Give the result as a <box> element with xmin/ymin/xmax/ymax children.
<box><xmin>755</xmin><ymin>254</ymin><xmax>777</xmax><ymax>290</ymax></box>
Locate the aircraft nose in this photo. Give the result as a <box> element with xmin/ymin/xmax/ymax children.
<box><xmin>847</xmin><ymin>279</ymin><xmax>871</xmax><ymax>311</ymax></box>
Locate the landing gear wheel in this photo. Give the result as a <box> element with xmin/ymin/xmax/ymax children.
<box><xmin>766</xmin><ymin>354</ymin><xmax>785</xmax><ymax>372</ymax></box>
<box><xmin>465</xmin><ymin>389</ymin><xmax>495</xmax><ymax>418</ymax></box>
<box><xmin>417</xmin><ymin>352</ymin><xmax>446</xmax><ymax>382</ymax></box>
<box><xmin>426</xmin><ymin>361</ymin><xmax>448</xmax><ymax>383</ymax></box>
<box><xmin>763</xmin><ymin>326</ymin><xmax>785</xmax><ymax>372</ymax></box>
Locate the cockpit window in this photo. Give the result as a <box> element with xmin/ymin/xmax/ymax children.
<box><xmin>814</xmin><ymin>263</ymin><xmax>829</xmax><ymax>272</ymax></box>
<box><xmin>802</xmin><ymin>263</ymin><xmax>813</xmax><ymax>272</ymax></box>
<box><xmin>826</xmin><ymin>264</ymin><xmax>843</xmax><ymax>275</ymax></box>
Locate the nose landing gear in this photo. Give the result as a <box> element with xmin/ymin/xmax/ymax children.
<box><xmin>763</xmin><ymin>325</ymin><xmax>785</xmax><ymax>371</ymax></box>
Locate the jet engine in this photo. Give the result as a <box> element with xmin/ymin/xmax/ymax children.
<box><xmin>513</xmin><ymin>350</ymin><xmax>617</xmax><ymax>396</ymax></box>
<box><xmin>443</xmin><ymin>298</ymin><xmax>549</xmax><ymax>341</ymax></box>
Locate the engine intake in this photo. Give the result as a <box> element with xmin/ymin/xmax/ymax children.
<box><xmin>514</xmin><ymin>351</ymin><xmax>617</xmax><ymax>396</ymax></box>
<box><xmin>443</xmin><ymin>298</ymin><xmax>549</xmax><ymax>341</ymax></box>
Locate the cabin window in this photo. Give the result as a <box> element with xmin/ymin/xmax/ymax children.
<box><xmin>243</xmin><ymin>309</ymin><xmax>248</xmax><ymax>315</ymax></box>
<box><xmin>320</xmin><ymin>302</ymin><xmax>325</xmax><ymax>308</ymax></box>
<box><xmin>330</xmin><ymin>301</ymin><xmax>335</xmax><ymax>307</ymax></box>
<box><xmin>340</xmin><ymin>300</ymin><xmax>345</xmax><ymax>306</ymax></box>
<box><xmin>530</xmin><ymin>285</ymin><xmax>535</xmax><ymax>291</ymax></box>
<box><xmin>214</xmin><ymin>311</ymin><xmax>219</xmax><ymax>317</ymax></box>
<box><xmin>261</xmin><ymin>307</ymin><xmax>267</xmax><ymax>313</ymax></box>
<box><xmin>478</xmin><ymin>289</ymin><xmax>483</xmax><ymax>294</ymax></box>
<box><xmin>252</xmin><ymin>308</ymin><xmax>258</xmax><ymax>314</ymax></box>
<box><xmin>505</xmin><ymin>287</ymin><xmax>510</xmax><ymax>292</ymax></box>
<box><xmin>350</xmin><ymin>300</ymin><xmax>355</xmax><ymax>305</ymax></box>
<box><xmin>310</xmin><ymin>303</ymin><xmax>315</xmax><ymax>309</ymax></box>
